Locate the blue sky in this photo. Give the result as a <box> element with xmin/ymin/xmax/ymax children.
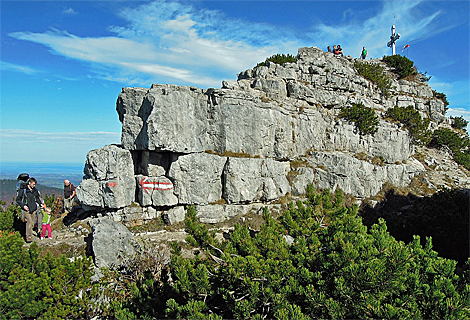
<box><xmin>1</xmin><ymin>0</ymin><xmax>469</xmax><ymax>164</ymax></box>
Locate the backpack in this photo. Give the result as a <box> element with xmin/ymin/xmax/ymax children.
<box><xmin>16</xmin><ymin>173</ymin><xmax>29</xmax><ymax>219</ymax></box>
<box><xmin>16</xmin><ymin>173</ymin><xmax>29</xmax><ymax>192</ymax></box>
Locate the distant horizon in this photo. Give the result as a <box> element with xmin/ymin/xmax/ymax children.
<box><xmin>0</xmin><ymin>162</ymin><xmax>84</xmax><ymax>188</ymax></box>
<box><xmin>0</xmin><ymin>161</ymin><xmax>84</xmax><ymax>165</ymax></box>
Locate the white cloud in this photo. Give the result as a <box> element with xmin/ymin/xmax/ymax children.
<box><xmin>6</xmin><ymin>0</ymin><xmax>462</xmax><ymax>90</ymax></box>
<box><xmin>0</xmin><ymin>129</ymin><xmax>120</xmax><ymax>142</ymax></box>
<box><xmin>8</xmin><ymin>1</ymin><xmax>294</xmax><ymax>87</ymax></box>
<box><xmin>447</xmin><ymin>108</ymin><xmax>470</xmax><ymax>117</ymax></box>
<box><xmin>63</xmin><ymin>8</ymin><xmax>77</xmax><ymax>15</ymax></box>
<box><xmin>1</xmin><ymin>62</ymin><xmax>39</xmax><ymax>75</ymax></box>
<box><xmin>307</xmin><ymin>0</ymin><xmax>443</xmax><ymax>59</ymax></box>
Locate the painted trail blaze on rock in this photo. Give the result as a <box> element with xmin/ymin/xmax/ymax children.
<box><xmin>140</xmin><ymin>177</ymin><xmax>174</xmax><ymax>193</ymax></box>
<box><xmin>106</xmin><ymin>182</ymin><xmax>117</xmax><ymax>187</ymax></box>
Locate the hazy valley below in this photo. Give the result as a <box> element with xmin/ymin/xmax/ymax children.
<box><xmin>0</xmin><ymin>162</ymin><xmax>83</xmax><ymax>189</ymax></box>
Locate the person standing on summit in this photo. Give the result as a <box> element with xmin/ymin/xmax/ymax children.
<box><xmin>63</xmin><ymin>179</ymin><xmax>77</xmax><ymax>213</ymax></box>
<box><xmin>16</xmin><ymin>177</ymin><xmax>45</xmax><ymax>243</ymax></box>
<box><xmin>361</xmin><ymin>46</ymin><xmax>368</xmax><ymax>59</ymax></box>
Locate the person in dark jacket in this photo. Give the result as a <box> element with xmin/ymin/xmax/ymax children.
<box><xmin>63</xmin><ymin>179</ymin><xmax>77</xmax><ymax>213</ymax></box>
<box><xmin>16</xmin><ymin>177</ymin><xmax>45</xmax><ymax>243</ymax></box>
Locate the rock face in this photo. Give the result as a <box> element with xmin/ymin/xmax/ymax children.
<box><xmin>88</xmin><ymin>217</ymin><xmax>139</xmax><ymax>269</ymax></box>
<box><xmin>77</xmin><ymin>46</ymin><xmax>467</xmax><ymax>226</ymax></box>
<box><xmin>77</xmin><ymin>144</ymin><xmax>135</xmax><ymax>210</ymax></box>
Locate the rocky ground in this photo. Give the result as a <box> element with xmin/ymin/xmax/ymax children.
<box><xmin>24</xmin><ymin>144</ymin><xmax>469</xmax><ymax>263</ymax></box>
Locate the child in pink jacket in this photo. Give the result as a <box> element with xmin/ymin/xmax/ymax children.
<box><xmin>40</xmin><ymin>207</ymin><xmax>52</xmax><ymax>240</ymax></box>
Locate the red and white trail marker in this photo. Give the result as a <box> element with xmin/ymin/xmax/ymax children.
<box><xmin>139</xmin><ymin>177</ymin><xmax>173</xmax><ymax>194</ymax></box>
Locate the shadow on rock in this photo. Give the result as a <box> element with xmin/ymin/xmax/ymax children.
<box><xmin>360</xmin><ymin>188</ymin><xmax>469</xmax><ymax>267</ymax></box>
<box><xmin>63</xmin><ymin>206</ymin><xmax>94</xmax><ymax>226</ymax></box>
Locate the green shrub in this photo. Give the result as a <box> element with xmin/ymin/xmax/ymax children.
<box><xmin>0</xmin><ymin>201</ymin><xmax>19</xmax><ymax>232</ymax></box>
<box><xmin>430</xmin><ymin>127</ymin><xmax>470</xmax><ymax>169</ymax></box>
<box><xmin>382</xmin><ymin>55</ymin><xmax>416</xmax><ymax>79</ymax></box>
<box><xmin>161</xmin><ymin>188</ymin><xmax>469</xmax><ymax>319</ymax></box>
<box><xmin>453</xmin><ymin>150</ymin><xmax>470</xmax><ymax>171</ymax></box>
<box><xmin>433</xmin><ymin>90</ymin><xmax>450</xmax><ymax>112</ymax></box>
<box><xmin>385</xmin><ymin>105</ymin><xmax>431</xmax><ymax>145</ymax></box>
<box><xmin>451</xmin><ymin>116</ymin><xmax>469</xmax><ymax>131</ymax></box>
<box><xmin>0</xmin><ymin>232</ymin><xmax>97</xmax><ymax>318</ymax></box>
<box><xmin>255</xmin><ymin>53</ymin><xmax>297</xmax><ymax>68</ymax></box>
<box><xmin>340</xmin><ymin>103</ymin><xmax>379</xmax><ymax>135</ymax></box>
<box><xmin>354</xmin><ymin>61</ymin><xmax>392</xmax><ymax>97</ymax></box>
<box><xmin>431</xmin><ymin>128</ymin><xmax>469</xmax><ymax>151</ymax></box>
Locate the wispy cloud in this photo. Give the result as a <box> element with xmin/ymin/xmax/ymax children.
<box><xmin>307</xmin><ymin>0</ymin><xmax>443</xmax><ymax>59</ymax></box>
<box><xmin>0</xmin><ymin>130</ymin><xmax>121</xmax><ymax>163</ymax></box>
<box><xmin>63</xmin><ymin>7</ymin><xmax>78</xmax><ymax>15</ymax></box>
<box><xmin>0</xmin><ymin>129</ymin><xmax>120</xmax><ymax>143</ymax></box>
<box><xmin>1</xmin><ymin>61</ymin><xmax>39</xmax><ymax>75</ymax></box>
<box><xmin>6</xmin><ymin>0</ymin><xmax>452</xmax><ymax>87</ymax></box>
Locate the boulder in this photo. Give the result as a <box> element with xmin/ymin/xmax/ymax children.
<box><xmin>162</xmin><ymin>206</ymin><xmax>186</xmax><ymax>225</ymax></box>
<box><xmin>107</xmin><ymin>205</ymin><xmax>160</xmax><ymax>227</ymax></box>
<box><xmin>78</xmin><ymin>145</ymin><xmax>136</xmax><ymax>209</ymax></box>
<box><xmin>89</xmin><ymin>217</ymin><xmax>139</xmax><ymax>269</ymax></box>
<box><xmin>195</xmin><ymin>203</ymin><xmax>283</xmax><ymax>224</ymax></box>
<box><xmin>304</xmin><ymin>151</ymin><xmax>425</xmax><ymax>198</ymax></box>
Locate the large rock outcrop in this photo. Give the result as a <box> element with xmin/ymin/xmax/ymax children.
<box><xmin>77</xmin><ymin>46</ymin><xmax>465</xmax><ymax>226</ymax></box>
<box><xmin>88</xmin><ymin>217</ymin><xmax>139</xmax><ymax>269</ymax></box>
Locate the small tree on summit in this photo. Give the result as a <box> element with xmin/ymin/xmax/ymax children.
<box><xmin>255</xmin><ymin>53</ymin><xmax>298</xmax><ymax>68</ymax></box>
<box><xmin>382</xmin><ymin>55</ymin><xmax>416</xmax><ymax>79</ymax></box>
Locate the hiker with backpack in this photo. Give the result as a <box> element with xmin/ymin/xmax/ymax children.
<box><xmin>16</xmin><ymin>177</ymin><xmax>45</xmax><ymax>243</ymax></box>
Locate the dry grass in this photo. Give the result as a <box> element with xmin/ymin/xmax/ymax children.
<box><xmin>290</xmin><ymin>159</ymin><xmax>309</xmax><ymax>169</ymax></box>
<box><xmin>371</xmin><ymin>156</ymin><xmax>385</xmax><ymax>166</ymax></box>
<box><xmin>287</xmin><ymin>170</ymin><xmax>300</xmax><ymax>184</ymax></box>
<box><xmin>205</xmin><ymin>150</ymin><xmax>259</xmax><ymax>158</ymax></box>
<box><xmin>261</xmin><ymin>96</ymin><xmax>270</xmax><ymax>103</ymax></box>
<box><xmin>39</xmin><ymin>243</ymin><xmax>87</xmax><ymax>259</ymax></box>
<box><xmin>128</xmin><ymin>216</ymin><xmax>166</xmax><ymax>233</ymax></box>
<box><xmin>210</xmin><ymin>198</ymin><xmax>228</xmax><ymax>205</ymax></box>
<box><xmin>354</xmin><ymin>152</ymin><xmax>369</xmax><ymax>161</ymax></box>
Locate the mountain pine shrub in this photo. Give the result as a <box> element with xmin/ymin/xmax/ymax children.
<box><xmin>0</xmin><ymin>232</ymin><xmax>97</xmax><ymax>318</ymax></box>
<box><xmin>354</xmin><ymin>61</ymin><xmax>392</xmax><ymax>97</ymax></box>
<box><xmin>255</xmin><ymin>53</ymin><xmax>297</xmax><ymax>68</ymax></box>
<box><xmin>0</xmin><ymin>201</ymin><xmax>20</xmax><ymax>232</ymax></box>
<box><xmin>430</xmin><ymin>127</ymin><xmax>470</xmax><ymax>169</ymax></box>
<box><xmin>340</xmin><ymin>103</ymin><xmax>379</xmax><ymax>135</ymax></box>
<box><xmin>451</xmin><ymin>116</ymin><xmax>469</xmax><ymax>131</ymax></box>
<box><xmin>158</xmin><ymin>189</ymin><xmax>469</xmax><ymax>319</ymax></box>
<box><xmin>385</xmin><ymin>105</ymin><xmax>431</xmax><ymax>145</ymax></box>
<box><xmin>382</xmin><ymin>55</ymin><xmax>416</xmax><ymax>79</ymax></box>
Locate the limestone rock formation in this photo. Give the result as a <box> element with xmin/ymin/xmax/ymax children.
<box><xmin>88</xmin><ymin>217</ymin><xmax>139</xmax><ymax>269</ymax></box>
<box><xmin>77</xmin><ymin>144</ymin><xmax>135</xmax><ymax>210</ymax></box>
<box><xmin>76</xmin><ymin>46</ymin><xmax>468</xmax><ymax>227</ymax></box>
